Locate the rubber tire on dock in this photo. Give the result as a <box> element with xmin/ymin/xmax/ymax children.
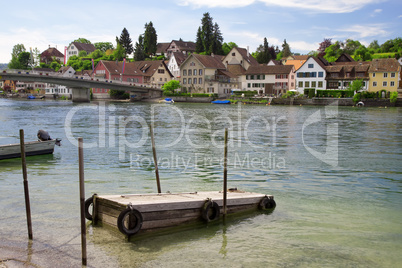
<box><xmin>202</xmin><ymin>201</ymin><xmax>220</xmax><ymax>222</ymax></box>
<box><xmin>117</xmin><ymin>208</ymin><xmax>143</xmax><ymax>236</ymax></box>
<box><xmin>84</xmin><ymin>197</ymin><xmax>93</xmax><ymax>221</ymax></box>
<box><xmin>259</xmin><ymin>196</ymin><xmax>276</xmax><ymax>210</ymax></box>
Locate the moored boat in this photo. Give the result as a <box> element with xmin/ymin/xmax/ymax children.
<box><xmin>211</xmin><ymin>100</ymin><xmax>231</xmax><ymax>104</ymax></box>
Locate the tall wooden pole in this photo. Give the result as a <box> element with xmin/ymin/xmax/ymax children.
<box><xmin>19</xmin><ymin>129</ymin><xmax>33</xmax><ymax>240</ymax></box>
<box><xmin>223</xmin><ymin>128</ymin><xmax>228</xmax><ymax>218</ymax></box>
<box><xmin>78</xmin><ymin>137</ymin><xmax>87</xmax><ymax>266</ymax></box>
<box><xmin>150</xmin><ymin>125</ymin><xmax>161</xmax><ymax>193</ymax></box>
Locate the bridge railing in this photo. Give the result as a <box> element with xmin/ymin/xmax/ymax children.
<box><xmin>2</xmin><ymin>69</ymin><xmax>164</xmax><ymax>90</ymax></box>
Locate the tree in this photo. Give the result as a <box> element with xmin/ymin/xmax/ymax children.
<box><xmin>200</xmin><ymin>12</ymin><xmax>214</xmax><ymax>54</ymax></box>
<box><xmin>256</xmin><ymin>38</ymin><xmax>271</xmax><ymax>64</ymax></box>
<box><xmin>118</xmin><ymin>28</ymin><xmax>133</xmax><ymax>56</ymax></box>
<box><xmin>9</xmin><ymin>44</ymin><xmax>28</xmax><ymax>69</ymax></box>
<box><xmin>282</xmin><ymin>39</ymin><xmax>291</xmax><ymax>58</ymax></box>
<box><xmin>113</xmin><ymin>43</ymin><xmax>126</xmax><ymax>61</ymax></box>
<box><xmin>354</xmin><ymin>45</ymin><xmax>372</xmax><ymax>61</ymax></box>
<box><xmin>94</xmin><ymin>42</ymin><xmax>114</xmax><ymax>52</ymax></box>
<box><xmin>143</xmin><ymin>22</ymin><xmax>158</xmax><ymax>57</ymax></box>
<box><xmin>134</xmin><ymin>35</ymin><xmax>145</xmax><ymax>61</ymax></box>
<box><xmin>89</xmin><ymin>49</ymin><xmax>104</xmax><ymax>59</ymax></box>
<box><xmin>195</xmin><ymin>27</ymin><xmax>203</xmax><ymax>53</ymax></box>
<box><xmin>343</xmin><ymin>39</ymin><xmax>361</xmax><ymax>55</ymax></box>
<box><xmin>73</xmin><ymin>38</ymin><xmax>91</xmax><ymax>44</ymax></box>
<box><xmin>318</xmin><ymin>38</ymin><xmax>332</xmax><ymax>55</ymax></box>
<box><xmin>210</xmin><ymin>22</ymin><xmax>223</xmax><ymax>55</ymax></box>
<box><xmin>78</xmin><ymin>50</ymin><xmax>88</xmax><ymax>57</ymax></box>
<box><xmin>368</xmin><ymin>40</ymin><xmax>380</xmax><ymax>52</ymax></box>
<box><xmin>162</xmin><ymin>80</ymin><xmax>180</xmax><ymax>93</ymax></box>
<box><xmin>324</xmin><ymin>42</ymin><xmax>342</xmax><ymax>62</ymax></box>
<box><xmin>348</xmin><ymin>79</ymin><xmax>363</xmax><ymax>93</ymax></box>
<box><xmin>222</xmin><ymin>42</ymin><xmax>238</xmax><ymax>55</ymax></box>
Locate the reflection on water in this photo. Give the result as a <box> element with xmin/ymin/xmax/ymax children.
<box><xmin>0</xmin><ymin>99</ymin><xmax>401</xmax><ymax>267</ymax></box>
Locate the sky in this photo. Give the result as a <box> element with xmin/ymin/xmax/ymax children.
<box><xmin>1</xmin><ymin>0</ymin><xmax>401</xmax><ymax>63</ymax></box>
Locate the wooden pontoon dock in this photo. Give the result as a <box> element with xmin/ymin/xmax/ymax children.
<box><xmin>85</xmin><ymin>190</ymin><xmax>276</xmax><ymax>237</ymax></box>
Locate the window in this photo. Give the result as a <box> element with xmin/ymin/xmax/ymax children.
<box><xmin>311</xmin><ymin>72</ymin><xmax>317</xmax><ymax>77</ymax></box>
<box><xmin>183</xmin><ymin>78</ymin><xmax>187</xmax><ymax>84</ymax></box>
<box><xmin>194</xmin><ymin>78</ymin><xmax>197</xmax><ymax>84</ymax></box>
<box><xmin>250</xmin><ymin>75</ymin><xmax>254</xmax><ymax>80</ymax></box>
<box><xmin>188</xmin><ymin>69</ymin><xmax>192</xmax><ymax>76</ymax></box>
<box><xmin>391</xmin><ymin>81</ymin><xmax>395</xmax><ymax>87</ymax></box>
<box><xmin>373</xmin><ymin>73</ymin><xmax>376</xmax><ymax>77</ymax></box>
<box><xmin>318</xmin><ymin>81</ymin><xmax>323</xmax><ymax>88</ymax></box>
<box><xmin>193</xmin><ymin>69</ymin><xmax>196</xmax><ymax>75</ymax></box>
<box><xmin>291</xmin><ymin>75</ymin><xmax>294</xmax><ymax>79</ymax></box>
<box><xmin>391</xmin><ymin>73</ymin><xmax>395</xmax><ymax>78</ymax></box>
<box><xmin>383</xmin><ymin>81</ymin><xmax>387</xmax><ymax>87</ymax></box>
<box><xmin>247</xmin><ymin>83</ymin><xmax>251</xmax><ymax>88</ymax></box>
<box><xmin>199</xmin><ymin>69</ymin><xmax>203</xmax><ymax>75</ymax></box>
<box><xmin>158</xmin><ymin>69</ymin><xmax>165</xmax><ymax>74</ymax></box>
<box><xmin>298</xmin><ymin>81</ymin><xmax>303</xmax><ymax>87</ymax></box>
<box><xmin>305</xmin><ymin>81</ymin><xmax>310</xmax><ymax>87</ymax></box>
<box><xmin>373</xmin><ymin>81</ymin><xmax>377</xmax><ymax>87</ymax></box>
<box><xmin>383</xmin><ymin>73</ymin><xmax>388</xmax><ymax>78</ymax></box>
<box><xmin>308</xmin><ymin>64</ymin><xmax>314</xmax><ymax>68</ymax></box>
<box><xmin>183</xmin><ymin>70</ymin><xmax>187</xmax><ymax>76</ymax></box>
<box><xmin>318</xmin><ymin>72</ymin><xmax>323</xmax><ymax>77</ymax></box>
<box><xmin>199</xmin><ymin>78</ymin><xmax>202</xmax><ymax>84</ymax></box>
<box><xmin>312</xmin><ymin>81</ymin><xmax>316</xmax><ymax>88</ymax></box>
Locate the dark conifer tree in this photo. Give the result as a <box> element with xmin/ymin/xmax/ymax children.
<box><xmin>201</xmin><ymin>12</ymin><xmax>214</xmax><ymax>54</ymax></box>
<box><xmin>119</xmin><ymin>28</ymin><xmax>133</xmax><ymax>56</ymax></box>
<box><xmin>134</xmin><ymin>35</ymin><xmax>145</xmax><ymax>61</ymax></box>
<box><xmin>210</xmin><ymin>22</ymin><xmax>223</xmax><ymax>55</ymax></box>
<box><xmin>143</xmin><ymin>22</ymin><xmax>158</xmax><ymax>57</ymax></box>
<box><xmin>195</xmin><ymin>27</ymin><xmax>203</xmax><ymax>53</ymax></box>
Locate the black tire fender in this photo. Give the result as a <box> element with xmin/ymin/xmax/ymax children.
<box><xmin>202</xmin><ymin>200</ymin><xmax>220</xmax><ymax>222</ymax></box>
<box><xmin>259</xmin><ymin>196</ymin><xmax>276</xmax><ymax>210</ymax></box>
<box><xmin>117</xmin><ymin>207</ymin><xmax>143</xmax><ymax>236</ymax></box>
<box><xmin>84</xmin><ymin>197</ymin><xmax>94</xmax><ymax>221</ymax></box>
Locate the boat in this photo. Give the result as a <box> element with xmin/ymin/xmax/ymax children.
<box><xmin>84</xmin><ymin>189</ymin><xmax>275</xmax><ymax>237</ymax></box>
<box><xmin>27</xmin><ymin>95</ymin><xmax>36</xmax><ymax>99</ymax></box>
<box><xmin>159</xmin><ymin>98</ymin><xmax>174</xmax><ymax>104</ymax></box>
<box><xmin>0</xmin><ymin>130</ymin><xmax>61</xmax><ymax>160</ymax></box>
<box><xmin>357</xmin><ymin>101</ymin><xmax>364</xmax><ymax>107</ymax></box>
<box><xmin>211</xmin><ymin>100</ymin><xmax>231</xmax><ymax>104</ymax></box>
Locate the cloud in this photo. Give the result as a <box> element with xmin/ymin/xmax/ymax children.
<box><xmin>337</xmin><ymin>24</ymin><xmax>388</xmax><ymax>38</ymax></box>
<box><xmin>177</xmin><ymin>0</ymin><xmax>385</xmax><ymax>13</ymax></box>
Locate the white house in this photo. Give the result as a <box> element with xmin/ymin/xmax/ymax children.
<box><xmin>167</xmin><ymin>52</ymin><xmax>187</xmax><ymax>79</ymax></box>
<box><xmin>295</xmin><ymin>57</ymin><xmax>327</xmax><ymax>94</ymax></box>
<box><xmin>66</xmin><ymin>42</ymin><xmax>96</xmax><ymax>63</ymax></box>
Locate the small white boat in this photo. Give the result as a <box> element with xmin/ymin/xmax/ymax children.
<box><xmin>0</xmin><ymin>130</ymin><xmax>61</xmax><ymax>160</ymax></box>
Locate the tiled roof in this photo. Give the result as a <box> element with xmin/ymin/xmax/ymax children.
<box><xmin>72</xmin><ymin>42</ymin><xmax>96</xmax><ymax>53</ymax></box>
<box><xmin>156</xmin><ymin>43</ymin><xmax>170</xmax><ymax>54</ymax></box>
<box><xmin>227</xmin><ymin>64</ymin><xmax>246</xmax><ymax>76</ymax></box>
<box><xmin>285</xmin><ymin>59</ymin><xmax>306</xmax><ymax>71</ymax></box>
<box><xmin>192</xmin><ymin>54</ymin><xmax>226</xmax><ymax>69</ymax></box>
<box><xmin>172</xmin><ymin>40</ymin><xmax>196</xmax><ymax>51</ymax></box>
<box><xmin>245</xmin><ymin>65</ymin><xmax>293</xmax><ymax>75</ymax></box>
<box><xmin>41</xmin><ymin>47</ymin><xmax>64</xmax><ymax>57</ymax></box>
<box><xmin>101</xmin><ymin>60</ymin><xmax>173</xmax><ymax>78</ymax></box>
<box><xmin>172</xmin><ymin>52</ymin><xmax>188</xmax><ymax>66</ymax></box>
<box><xmin>293</xmin><ymin>55</ymin><xmax>309</xmax><ymax>61</ymax></box>
<box><xmin>369</xmin><ymin>58</ymin><xmax>400</xmax><ymax>72</ymax></box>
<box><xmin>236</xmin><ymin>47</ymin><xmax>259</xmax><ymax>66</ymax></box>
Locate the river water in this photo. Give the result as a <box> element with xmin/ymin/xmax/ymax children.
<box><xmin>0</xmin><ymin>98</ymin><xmax>401</xmax><ymax>267</ymax></box>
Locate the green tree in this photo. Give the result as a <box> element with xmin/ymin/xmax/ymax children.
<box><xmin>256</xmin><ymin>37</ymin><xmax>272</xmax><ymax>64</ymax></box>
<box><xmin>113</xmin><ymin>43</ymin><xmax>126</xmax><ymax>61</ymax></box>
<box><xmin>195</xmin><ymin>27</ymin><xmax>203</xmax><ymax>53</ymax></box>
<box><xmin>118</xmin><ymin>28</ymin><xmax>133</xmax><ymax>56</ymax></box>
<box><xmin>348</xmin><ymin>79</ymin><xmax>364</xmax><ymax>93</ymax></box>
<box><xmin>210</xmin><ymin>22</ymin><xmax>223</xmax><ymax>55</ymax></box>
<box><xmin>354</xmin><ymin>45</ymin><xmax>372</xmax><ymax>61</ymax></box>
<box><xmin>49</xmin><ymin>61</ymin><xmax>62</xmax><ymax>71</ymax></box>
<box><xmin>78</xmin><ymin>50</ymin><xmax>88</xmax><ymax>57</ymax></box>
<box><xmin>73</xmin><ymin>38</ymin><xmax>91</xmax><ymax>44</ymax></box>
<box><xmin>222</xmin><ymin>42</ymin><xmax>238</xmax><ymax>55</ymax></box>
<box><xmin>143</xmin><ymin>21</ymin><xmax>158</xmax><ymax>57</ymax></box>
<box><xmin>89</xmin><ymin>49</ymin><xmax>104</xmax><ymax>59</ymax></box>
<box><xmin>162</xmin><ymin>80</ymin><xmax>180</xmax><ymax>93</ymax></box>
<box><xmin>282</xmin><ymin>39</ymin><xmax>291</xmax><ymax>58</ymax></box>
<box><xmin>200</xmin><ymin>12</ymin><xmax>214</xmax><ymax>54</ymax></box>
<box><xmin>18</xmin><ymin>52</ymin><xmax>31</xmax><ymax>69</ymax></box>
<box><xmin>368</xmin><ymin>40</ymin><xmax>380</xmax><ymax>52</ymax></box>
<box><xmin>11</xmin><ymin>44</ymin><xmax>26</xmax><ymax>58</ymax></box>
<box><xmin>343</xmin><ymin>39</ymin><xmax>361</xmax><ymax>55</ymax></box>
<box><xmin>324</xmin><ymin>42</ymin><xmax>342</xmax><ymax>62</ymax></box>
<box><xmin>94</xmin><ymin>42</ymin><xmax>114</xmax><ymax>52</ymax></box>
<box><xmin>134</xmin><ymin>35</ymin><xmax>145</xmax><ymax>61</ymax></box>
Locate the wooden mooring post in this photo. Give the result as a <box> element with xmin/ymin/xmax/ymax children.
<box><xmin>19</xmin><ymin>129</ymin><xmax>33</xmax><ymax>240</ymax></box>
<box><xmin>223</xmin><ymin>128</ymin><xmax>228</xmax><ymax>218</ymax></box>
<box><xmin>78</xmin><ymin>137</ymin><xmax>87</xmax><ymax>266</ymax></box>
<box><xmin>150</xmin><ymin>124</ymin><xmax>161</xmax><ymax>193</ymax></box>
